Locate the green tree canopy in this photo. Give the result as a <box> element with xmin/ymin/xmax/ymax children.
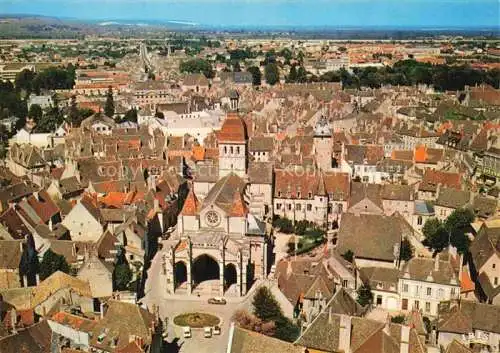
<box><xmin>39</xmin><ymin>249</ymin><xmax>70</xmax><ymax>280</ymax></box>
<box><xmin>422</xmin><ymin>218</ymin><xmax>449</xmax><ymax>253</ymax></box>
<box><xmin>265</xmin><ymin>63</ymin><xmax>280</xmax><ymax>86</ymax></box>
<box><xmin>15</xmin><ymin>69</ymin><xmax>36</xmax><ymax>94</ymax></box>
<box><xmin>400</xmin><ymin>238</ymin><xmax>414</xmax><ymax>262</ymax></box>
<box><xmin>423</xmin><ymin>208</ymin><xmax>474</xmax><ymax>254</ymax></box>
<box><xmin>179</xmin><ymin>58</ymin><xmax>214</xmax><ymax>78</ymax></box>
<box><xmin>444</xmin><ymin>208</ymin><xmax>474</xmax><ymax>254</ymax></box>
<box><xmin>113</xmin><ymin>263</ymin><xmax>132</xmax><ymax>291</ymax></box>
<box><xmin>28</xmin><ymin>104</ymin><xmax>43</xmax><ymax>122</ymax></box>
<box><xmin>252</xmin><ymin>286</ymin><xmax>299</xmax><ymax>342</ymax></box>
<box><xmin>357</xmin><ymin>283</ymin><xmax>373</xmax><ymax>306</ymax></box>
<box><xmin>287</xmin><ymin>65</ymin><xmax>297</xmax><ymax>83</ymax></box>
<box><xmin>122</xmin><ymin>108</ymin><xmax>138</xmax><ymax>123</ymax></box>
<box><xmin>247</xmin><ymin>66</ymin><xmax>262</xmax><ymax>86</ymax></box>
<box><xmin>252</xmin><ymin>286</ymin><xmax>282</xmax><ymax>322</ymax></box>
<box><xmin>35</xmin><ymin>106</ymin><xmax>63</xmax><ymax>133</ymax></box>
<box><xmin>104</xmin><ymin>86</ymin><xmax>115</xmax><ymax>118</ymax></box>
<box><xmin>342</xmin><ymin>250</ymin><xmax>354</xmax><ymax>263</ymax></box>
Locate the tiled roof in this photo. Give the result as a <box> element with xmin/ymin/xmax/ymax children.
<box><xmin>336</xmin><ymin>214</ymin><xmax>402</xmax><ymax>262</ymax></box>
<box><xmin>420</xmin><ymin>169</ymin><xmax>462</xmax><ymax>191</ymax></box>
<box><xmin>90</xmin><ymin>300</ymin><xmax>154</xmax><ymax>350</ymax></box>
<box><xmin>216</xmin><ymin>112</ymin><xmax>248</xmax><ymax>143</ymax></box>
<box><xmin>445</xmin><ymin>340</ymin><xmax>473</xmax><ymax>353</ymax></box>
<box><xmin>180</xmin><ymin>188</ymin><xmax>200</xmax><ymax>216</ymax></box>
<box><xmin>435</xmin><ymin>188</ymin><xmax>470</xmax><ymax>209</ymax></box>
<box><xmin>32</xmin><ymin>271</ymin><xmax>92</xmax><ymax>308</ymax></box>
<box><xmin>0</xmin><ymin>320</ymin><xmax>51</xmax><ymax>353</ymax></box>
<box><xmin>438</xmin><ymin>300</ymin><xmax>500</xmax><ymax>335</ymax></box>
<box><xmin>401</xmin><ymin>254</ymin><xmax>459</xmax><ymax>286</ymax></box>
<box><xmin>26</xmin><ymin>191</ymin><xmax>59</xmax><ymax>224</ymax></box>
<box><xmin>229</xmin><ymin>325</ymin><xmax>302</xmax><ymax>353</ymax></box>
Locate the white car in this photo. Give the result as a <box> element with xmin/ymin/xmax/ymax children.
<box><xmin>204</xmin><ymin>327</ymin><xmax>212</xmax><ymax>338</ymax></box>
<box><xmin>183</xmin><ymin>327</ymin><xmax>191</xmax><ymax>338</ymax></box>
<box><xmin>213</xmin><ymin>325</ymin><xmax>221</xmax><ymax>335</ymax></box>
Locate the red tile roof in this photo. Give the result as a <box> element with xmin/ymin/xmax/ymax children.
<box><xmin>26</xmin><ymin>191</ymin><xmax>60</xmax><ymax>224</ymax></box>
<box><xmin>229</xmin><ymin>192</ymin><xmax>248</xmax><ymax>217</ymax></box>
<box><xmin>422</xmin><ymin>169</ymin><xmax>462</xmax><ymax>190</ymax></box>
<box><xmin>180</xmin><ymin>188</ymin><xmax>200</xmax><ymax>216</ymax></box>
<box><xmin>216</xmin><ymin>112</ymin><xmax>247</xmax><ymax>143</ymax></box>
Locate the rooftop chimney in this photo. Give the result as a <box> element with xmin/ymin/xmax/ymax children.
<box><xmin>338</xmin><ymin>314</ymin><xmax>352</xmax><ymax>353</ymax></box>
<box><xmin>434</xmin><ymin>253</ymin><xmax>440</xmax><ymax>272</ymax></box>
<box><xmin>400</xmin><ymin>325</ymin><xmax>410</xmax><ymax>353</ymax></box>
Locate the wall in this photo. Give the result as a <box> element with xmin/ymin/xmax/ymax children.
<box><xmin>61</xmin><ymin>203</ymin><xmax>103</xmax><ymax>242</ymax></box>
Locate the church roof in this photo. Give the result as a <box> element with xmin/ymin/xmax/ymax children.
<box><xmin>216</xmin><ymin>112</ymin><xmax>247</xmax><ymax>143</ymax></box>
<box><xmin>202</xmin><ymin>173</ymin><xmax>247</xmax><ymax>215</ymax></box>
<box><xmin>181</xmin><ymin>188</ymin><xmax>200</xmax><ymax>216</ymax></box>
<box><xmin>229</xmin><ymin>191</ymin><xmax>248</xmax><ymax>217</ymax></box>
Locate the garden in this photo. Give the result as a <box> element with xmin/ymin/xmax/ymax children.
<box><xmin>173</xmin><ymin>312</ymin><xmax>220</xmax><ymax>328</ymax></box>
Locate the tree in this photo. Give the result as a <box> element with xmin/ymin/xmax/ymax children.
<box><xmin>113</xmin><ymin>263</ymin><xmax>132</xmax><ymax>291</ymax></box>
<box><xmin>39</xmin><ymin>249</ymin><xmax>70</xmax><ymax>280</ymax></box>
<box><xmin>28</xmin><ymin>104</ymin><xmax>43</xmax><ymax>122</ymax></box>
<box><xmin>444</xmin><ymin>208</ymin><xmax>474</xmax><ymax>254</ymax></box>
<box><xmin>274</xmin><ymin>316</ymin><xmax>300</xmax><ymax>342</ymax></box>
<box><xmin>265</xmin><ymin>63</ymin><xmax>280</xmax><ymax>85</ymax></box>
<box><xmin>179</xmin><ymin>58</ymin><xmax>214</xmax><ymax>78</ymax></box>
<box><xmin>104</xmin><ymin>86</ymin><xmax>115</xmax><ymax>118</ymax></box>
<box><xmin>122</xmin><ymin>108</ymin><xmax>138</xmax><ymax>123</ymax></box>
<box><xmin>272</xmin><ymin>217</ymin><xmax>293</xmax><ymax>234</ymax></box>
<box><xmin>296</xmin><ymin>66</ymin><xmax>307</xmax><ymax>83</ymax></box>
<box><xmin>68</xmin><ymin>95</ymin><xmax>80</xmax><ymax>126</ymax></box>
<box><xmin>247</xmin><ymin>66</ymin><xmax>261</xmax><ymax>86</ymax></box>
<box><xmin>287</xmin><ymin>65</ymin><xmax>297</xmax><ymax>83</ymax></box>
<box><xmin>400</xmin><ymin>238</ymin><xmax>414</xmax><ymax>262</ymax></box>
<box><xmin>15</xmin><ymin>69</ymin><xmax>36</xmax><ymax>95</ymax></box>
<box><xmin>252</xmin><ymin>286</ymin><xmax>282</xmax><ymax>322</ymax></box>
<box><xmin>422</xmin><ymin>218</ymin><xmax>449</xmax><ymax>253</ymax></box>
<box><xmin>35</xmin><ymin>106</ymin><xmax>63</xmax><ymax>133</ymax></box>
<box><xmin>342</xmin><ymin>250</ymin><xmax>354</xmax><ymax>263</ymax></box>
<box><xmin>356</xmin><ymin>283</ymin><xmax>373</xmax><ymax>306</ymax></box>
<box><xmin>232</xmin><ymin>309</ymin><xmax>276</xmax><ymax>336</ymax></box>
<box><xmin>294</xmin><ymin>220</ymin><xmax>309</xmax><ymax>235</ymax></box>
<box><xmin>0</xmin><ymin>125</ymin><xmax>9</xmax><ymax>159</ymax></box>
<box><xmin>391</xmin><ymin>315</ymin><xmax>406</xmax><ymax>324</ymax></box>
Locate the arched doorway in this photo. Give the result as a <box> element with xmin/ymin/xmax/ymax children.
<box><xmin>224</xmin><ymin>263</ymin><xmax>237</xmax><ymax>290</ymax></box>
<box><xmin>174</xmin><ymin>261</ymin><xmax>187</xmax><ymax>289</ymax></box>
<box><xmin>192</xmin><ymin>254</ymin><xmax>219</xmax><ymax>286</ymax></box>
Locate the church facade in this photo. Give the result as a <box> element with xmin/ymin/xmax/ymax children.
<box><xmin>162</xmin><ymin>112</ymin><xmax>269</xmax><ymax>297</ymax></box>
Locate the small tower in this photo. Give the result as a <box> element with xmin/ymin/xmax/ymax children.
<box><xmin>229</xmin><ymin>90</ymin><xmax>240</xmax><ymax>112</ymax></box>
<box><xmin>217</xmin><ymin>112</ymin><xmax>248</xmax><ymax>178</ymax></box>
<box><xmin>313</xmin><ymin>116</ymin><xmax>333</xmax><ymax>171</ymax></box>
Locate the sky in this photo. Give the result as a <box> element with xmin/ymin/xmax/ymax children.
<box><xmin>1</xmin><ymin>0</ymin><xmax>499</xmax><ymax>28</ymax></box>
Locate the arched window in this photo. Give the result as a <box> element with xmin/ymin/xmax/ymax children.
<box><xmin>230</xmin><ymin>146</ymin><xmax>234</xmax><ymax>154</ymax></box>
<box><xmin>417</xmin><ymin>216</ymin><xmax>423</xmax><ymax>225</ymax></box>
<box><xmin>224</xmin><ymin>146</ymin><xmax>227</xmax><ymax>154</ymax></box>
<box><xmin>237</xmin><ymin>146</ymin><xmax>240</xmax><ymax>154</ymax></box>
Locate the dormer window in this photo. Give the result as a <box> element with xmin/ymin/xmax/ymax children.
<box><xmin>278</xmin><ymin>191</ymin><xmax>282</xmax><ymax>197</ymax></box>
<box><xmin>297</xmin><ymin>191</ymin><xmax>301</xmax><ymax>198</ymax></box>
<box><xmin>308</xmin><ymin>192</ymin><xmax>312</xmax><ymax>199</ymax></box>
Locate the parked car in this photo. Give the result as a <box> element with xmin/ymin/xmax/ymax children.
<box><xmin>183</xmin><ymin>327</ymin><xmax>191</xmax><ymax>338</ymax></box>
<box><xmin>204</xmin><ymin>327</ymin><xmax>212</xmax><ymax>338</ymax></box>
<box><xmin>213</xmin><ymin>325</ymin><xmax>221</xmax><ymax>335</ymax></box>
<box><xmin>208</xmin><ymin>297</ymin><xmax>227</xmax><ymax>305</ymax></box>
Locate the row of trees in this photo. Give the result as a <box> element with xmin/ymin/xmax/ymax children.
<box><xmin>180</xmin><ymin>56</ymin><xmax>498</xmax><ymax>91</ymax></box>
<box><xmin>15</xmin><ymin>65</ymin><xmax>76</xmax><ymax>96</ymax></box>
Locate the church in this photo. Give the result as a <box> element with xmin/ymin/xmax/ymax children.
<box><xmin>162</xmin><ymin>108</ymin><xmax>271</xmax><ymax>297</ymax></box>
